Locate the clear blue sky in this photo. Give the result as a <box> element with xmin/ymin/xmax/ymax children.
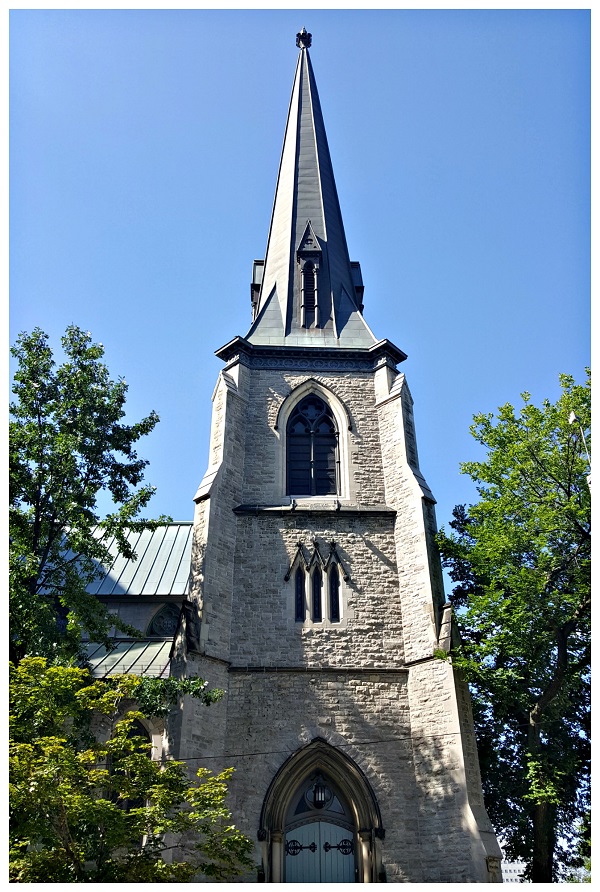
<box><xmin>10</xmin><ymin>10</ymin><xmax>590</xmax><ymax>576</ymax></box>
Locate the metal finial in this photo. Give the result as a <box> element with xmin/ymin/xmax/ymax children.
<box><xmin>296</xmin><ymin>27</ymin><xmax>312</xmax><ymax>49</ymax></box>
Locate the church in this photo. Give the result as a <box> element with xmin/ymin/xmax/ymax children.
<box><xmin>86</xmin><ymin>29</ymin><xmax>502</xmax><ymax>883</ymax></box>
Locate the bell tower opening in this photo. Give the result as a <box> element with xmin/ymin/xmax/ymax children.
<box><xmin>286</xmin><ymin>395</ymin><xmax>338</xmax><ymax>496</ymax></box>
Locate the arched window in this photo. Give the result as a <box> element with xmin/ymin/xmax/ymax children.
<box><xmin>329</xmin><ymin>564</ymin><xmax>340</xmax><ymax>623</ymax></box>
<box><xmin>287</xmin><ymin>395</ymin><xmax>338</xmax><ymax>496</ymax></box>
<box><xmin>146</xmin><ymin>603</ymin><xmax>181</xmax><ymax>638</ymax></box>
<box><xmin>295</xmin><ymin>567</ymin><xmax>305</xmax><ymax>622</ymax></box>
<box><xmin>312</xmin><ymin>568</ymin><xmax>322</xmax><ymax>623</ymax></box>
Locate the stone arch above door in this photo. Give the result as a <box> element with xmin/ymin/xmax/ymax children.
<box><xmin>258</xmin><ymin>738</ymin><xmax>385</xmax><ymax>883</ymax></box>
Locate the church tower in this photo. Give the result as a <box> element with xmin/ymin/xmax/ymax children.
<box><xmin>174</xmin><ymin>30</ymin><xmax>502</xmax><ymax>883</ymax></box>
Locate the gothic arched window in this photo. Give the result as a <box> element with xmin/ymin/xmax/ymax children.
<box><xmin>287</xmin><ymin>395</ymin><xmax>338</xmax><ymax>496</ymax></box>
<box><xmin>329</xmin><ymin>564</ymin><xmax>340</xmax><ymax>623</ymax></box>
<box><xmin>312</xmin><ymin>567</ymin><xmax>322</xmax><ymax>622</ymax></box>
<box><xmin>295</xmin><ymin>567</ymin><xmax>305</xmax><ymax>622</ymax></box>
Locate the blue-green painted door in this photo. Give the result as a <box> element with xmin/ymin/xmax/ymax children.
<box><xmin>285</xmin><ymin>821</ymin><xmax>356</xmax><ymax>883</ymax></box>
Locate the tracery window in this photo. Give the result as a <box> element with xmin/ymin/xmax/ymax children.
<box><xmin>287</xmin><ymin>395</ymin><xmax>338</xmax><ymax>496</ymax></box>
<box><xmin>146</xmin><ymin>603</ymin><xmax>181</xmax><ymax>638</ymax></box>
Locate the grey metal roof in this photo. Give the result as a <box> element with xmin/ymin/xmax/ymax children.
<box><xmin>86</xmin><ymin>523</ymin><xmax>193</xmax><ymax>597</ymax></box>
<box><xmin>84</xmin><ymin>640</ymin><xmax>172</xmax><ymax>678</ymax></box>
<box><xmin>247</xmin><ymin>42</ymin><xmax>376</xmax><ymax>350</ymax></box>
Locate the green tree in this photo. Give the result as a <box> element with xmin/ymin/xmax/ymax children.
<box><xmin>437</xmin><ymin>371</ymin><xmax>590</xmax><ymax>883</ymax></box>
<box><xmin>10</xmin><ymin>326</ymin><xmax>169</xmax><ymax>662</ymax></box>
<box><xmin>9</xmin><ymin>658</ymin><xmax>255</xmax><ymax>882</ymax></box>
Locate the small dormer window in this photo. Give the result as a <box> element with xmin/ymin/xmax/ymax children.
<box><xmin>297</xmin><ymin>222</ymin><xmax>321</xmax><ymax>329</ymax></box>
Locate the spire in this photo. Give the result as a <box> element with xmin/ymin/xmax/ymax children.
<box><xmin>247</xmin><ymin>31</ymin><xmax>376</xmax><ymax>349</ymax></box>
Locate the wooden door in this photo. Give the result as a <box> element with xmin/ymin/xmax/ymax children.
<box><xmin>285</xmin><ymin>821</ymin><xmax>356</xmax><ymax>883</ymax></box>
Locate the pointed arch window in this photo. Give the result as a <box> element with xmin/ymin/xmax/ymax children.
<box><xmin>287</xmin><ymin>395</ymin><xmax>338</xmax><ymax>496</ymax></box>
<box><xmin>295</xmin><ymin>567</ymin><xmax>305</xmax><ymax>622</ymax></box>
<box><xmin>329</xmin><ymin>564</ymin><xmax>340</xmax><ymax>623</ymax></box>
<box><xmin>312</xmin><ymin>567</ymin><xmax>322</xmax><ymax>622</ymax></box>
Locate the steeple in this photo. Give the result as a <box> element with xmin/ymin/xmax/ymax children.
<box><xmin>247</xmin><ymin>30</ymin><xmax>376</xmax><ymax>349</ymax></box>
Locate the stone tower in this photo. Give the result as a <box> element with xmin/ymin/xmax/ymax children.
<box><xmin>173</xmin><ymin>30</ymin><xmax>502</xmax><ymax>883</ymax></box>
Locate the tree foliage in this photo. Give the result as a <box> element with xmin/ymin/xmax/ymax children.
<box><xmin>437</xmin><ymin>371</ymin><xmax>590</xmax><ymax>883</ymax></box>
<box><xmin>9</xmin><ymin>326</ymin><xmax>170</xmax><ymax>662</ymax></box>
<box><xmin>9</xmin><ymin>658</ymin><xmax>255</xmax><ymax>882</ymax></box>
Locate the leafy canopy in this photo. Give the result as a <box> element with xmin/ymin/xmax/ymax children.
<box><xmin>9</xmin><ymin>658</ymin><xmax>255</xmax><ymax>882</ymax></box>
<box><xmin>9</xmin><ymin>326</ymin><xmax>170</xmax><ymax>661</ymax></box>
<box><xmin>438</xmin><ymin>371</ymin><xmax>590</xmax><ymax>881</ymax></box>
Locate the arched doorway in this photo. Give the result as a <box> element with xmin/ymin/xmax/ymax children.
<box><xmin>259</xmin><ymin>738</ymin><xmax>385</xmax><ymax>883</ymax></box>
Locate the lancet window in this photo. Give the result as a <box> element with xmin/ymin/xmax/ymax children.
<box><xmin>295</xmin><ymin>567</ymin><xmax>305</xmax><ymax>622</ymax></box>
<box><xmin>329</xmin><ymin>564</ymin><xmax>340</xmax><ymax>623</ymax></box>
<box><xmin>287</xmin><ymin>395</ymin><xmax>338</xmax><ymax>496</ymax></box>
<box><xmin>312</xmin><ymin>567</ymin><xmax>323</xmax><ymax>622</ymax></box>
<box><xmin>285</xmin><ymin>540</ymin><xmax>349</xmax><ymax>626</ymax></box>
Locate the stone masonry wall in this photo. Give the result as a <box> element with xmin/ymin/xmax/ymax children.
<box><xmin>223</xmin><ymin>669</ymin><xmax>491</xmax><ymax>882</ymax></box>
<box><xmin>375</xmin><ymin>370</ymin><xmax>440</xmax><ymax>662</ymax></box>
<box><xmin>181</xmin><ymin>355</ymin><xmax>499</xmax><ymax>882</ymax></box>
<box><xmin>190</xmin><ymin>367</ymin><xmax>249</xmax><ymax>663</ymax></box>
<box><xmin>241</xmin><ymin>368</ymin><xmax>387</xmax><ymax>506</ymax></box>
<box><xmin>229</xmin><ymin>514</ymin><xmax>404</xmax><ymax>668</ymax></box>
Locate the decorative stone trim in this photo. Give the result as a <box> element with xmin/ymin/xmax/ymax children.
<box><xmin>233</xmin><ymin>502</ymin><xmax>396</xmax><ymax>516</ymax></box>
<box><xmin>228</xmin><ymin>666</ymin><xmax>409</xmax><ymax>674</ymax></box>
<box><xmin>284</xmin><ymin>540</ymin><xmax>310</xmax><ymax>581</ymax></box>
<box><xmin>273</xmin><ymin>378</ymin><xmax>353</xmax><ymax>431</ymax></box>
<box><xmin>214</xmin><ymin>336</ymin><xmax>406</xmax><ymax>371</ymax></box>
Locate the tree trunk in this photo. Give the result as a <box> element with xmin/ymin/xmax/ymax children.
<box><xmin>531</xmin><ymin>800</ymin><xmax>555</xmax><ymax>882</ymax></box>
<box><xmin>528</xmin><ymin>715</ymin><xmax>555</xmax><ymax>883</ymax></box>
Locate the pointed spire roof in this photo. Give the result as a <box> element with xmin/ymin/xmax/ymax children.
<box><xmin>246</xmin><ymin>30</ymin><xmax>376</xmax><ymax>349</ymax></box>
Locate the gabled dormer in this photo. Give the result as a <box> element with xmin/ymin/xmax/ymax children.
<box><xmin>296</xmin><ymin>221</ymin><xmax>322</xmax><ymax>328</ymax></box>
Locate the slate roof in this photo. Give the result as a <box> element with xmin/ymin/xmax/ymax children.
<box><xmin>247</xmin><ymin>36</ymin><xmax>377</xmax><ymax>350</ymax></box>
<box><xmin>86</xmin><ymin>523</ymin><xmax>193</xmax><ymax>597</ymax></box>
